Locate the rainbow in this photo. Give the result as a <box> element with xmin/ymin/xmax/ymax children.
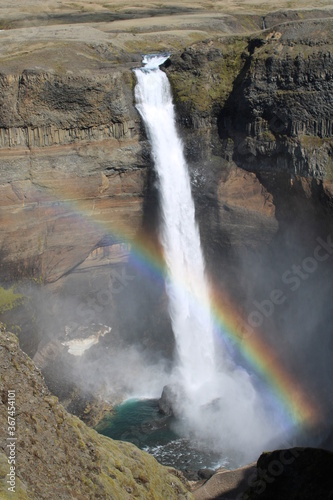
<box><xmin>209</xmin><ymin>287</ymin><xmax>320</xmax><ymax>428</ymax></box>
<box><xmin>129</xmin><ymin>232</ymin><xmax>321</xmax><ymax>428</ymax></box>
<box><xmin>27</xmin><ymin>181</ymin><xmax>321</xmax><ymax>429</ymax></box>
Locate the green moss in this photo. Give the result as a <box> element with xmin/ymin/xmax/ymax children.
<box><xmin>0</xmin><ymin>452</ymin><xmax>29</xmax><ymax>499</ymax></box>
<box><xmin>299</xmin><ymin>135</ymin><xmax>330</xmax><ymax>148</ymax></box>
<box><xmin>260</xmin><ymin>130</ymin><xmax>276</xmax><ymax>141</ymax></box>
<box><xmin>0</xmin><ymin>287</ymin><xmax>23</xmax><ymax>315</ymax></box>
<box><xmin>168</xmin><ymin>38</ymin><xmax>248</xmax><ymax>114</ymax></box>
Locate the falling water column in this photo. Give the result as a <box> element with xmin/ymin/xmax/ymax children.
<box><xmin>134</xmin><ymin>55</ymin><xmax>216</xmax><ymax>400</ymax></box>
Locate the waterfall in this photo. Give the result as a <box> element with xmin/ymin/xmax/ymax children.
<box><xmin>133</xmin><ymin>54</ymin><xmax>284</xmax><ymax>461</ymax></box>
<box><xmin>134</xmin><ymin>55</ymin><xmax>216</xmax><ymax>399</ymax></box>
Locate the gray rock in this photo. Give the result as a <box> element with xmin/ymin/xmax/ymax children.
<box><xmin>158</xmin><ymin>383</ymin><xmax>185</xmax><ymax>417</ymax></box>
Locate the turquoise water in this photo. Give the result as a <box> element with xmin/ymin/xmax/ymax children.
<box><xmin>97</xmin><ymin>398</ymin><xmax>178</xmax><ymax>448</ymax></box>
<box><xmin>96</xmin><ymin>398</ymin><xmax>229</xmax><ymax>476</ymax></box>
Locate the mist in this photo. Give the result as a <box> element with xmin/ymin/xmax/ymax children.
<box><xmin>226</xmin><ymin>210</ymin><xmax>333</xmax><ymax>449</ymax></box>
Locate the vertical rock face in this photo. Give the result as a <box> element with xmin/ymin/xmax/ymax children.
<box><xmin>168</xmin><ymin>19</ymin><xmax>333</xmax><ymax>181</ymax></box>
<box><xmin>0</xmin><ymin>68</ymin><xmax>150</xmax><ymax>283</ymax></box>
<box><xmin>220</xmin><ymin>43</ymin><xmax>333</xmax><ymax>178</ymax></box>
<box><xmin>166</xmin><ymin>19</ymin><xmax>333</xmax><ymax>264</ymax></box>
<box><xmin>216</xmin><ymin>166</ymin><xmax>278</xmax><ymax>249</ymax></box>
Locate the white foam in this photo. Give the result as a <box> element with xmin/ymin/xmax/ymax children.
<box><xmin>142</xmin><ymin>53</ymin><xmax>170</xmax><ymax>70</ymax></box>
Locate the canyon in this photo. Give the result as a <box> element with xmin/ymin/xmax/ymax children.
<box><xmin>0</xmin><ymin>1</ymin><xmax>333</xmax><ymax>498</ymax></box>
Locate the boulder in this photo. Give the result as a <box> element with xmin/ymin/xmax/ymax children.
<box><xmin>197</xmin><ymin>468</ymin><xmax>216</xmax><ymax>480</ymax></box>
<box><xmin>158</xmin><ymin>383</ymin><xmax>185</xmax><ymax>417</ymax></box>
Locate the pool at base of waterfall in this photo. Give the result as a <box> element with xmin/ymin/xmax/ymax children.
<box><xmin>96</xmin><ymin>398</ymin><xmax>230</xmax><ymax>478</ymax></box>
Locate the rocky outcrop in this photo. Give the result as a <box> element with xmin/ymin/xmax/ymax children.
<box><xmin>192</xmin><ymin>448</ymin><xmax>333</xmax><ymax>499</ymax></box>
<box><xmin>192</xmin><ymin>463</ymin><xmax>256</xmax><ymax>500</ymax></box>
<box><xmin>0</xmin><ymin>327</ymin><xmax>193</xmax><ymax>499</ymax></box>
<box><xmin>0</xmin><ymin>70</ymin><xmax>136</xmax><ymax>135</ymax></box>
<box><xmin>244</xmin><ymin>448</ymin><xmax>333</xmax><ymax>500</ymax></box>
<box><xmin>158</xmin><ymin>384</ymin><xmax>185</xmax><ymax>417</ymax></box>
<box><xmin>221</xmin><ymin>26</ymin><xmax>333</xmax><ymax>179</ymax></box>
<box><xmin>168</xmin><ymin>19</ymin><xmax>333</xmax><ymax>181</ymax></box>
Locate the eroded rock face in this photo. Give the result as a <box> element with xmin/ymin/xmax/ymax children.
<box><xmin>0</xmin><ymin>68</ymin><xmax>149</xmax><ymax>283</ymax></box>
<box><xmin>1</xmin><ymin>17</ymin><xmax>333</xmax><ymax>285</ymax></box>
<box><xmin>224</xmin><ymin>41</ymin><xmax>333</xmax><ymax>178</ymax></box>
<box><xmin>217</xmin><ymin>166</ymin><xmax>278</xmax><ymax>249</ymax></box>
<box><xmin>165</xmin><ymin>19</ymin><xmax>333</xmax><ymax>269</ymax></box>
<box><xmin>167</xmin><ymin>19</ymin><xmax>333</xmax><ymax>181</ymax></box>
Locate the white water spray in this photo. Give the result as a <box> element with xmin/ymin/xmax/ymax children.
<box><xmin>134</xmin><ymin>55</ymin><xmax>287</xmax><ymax>462</ymax></box>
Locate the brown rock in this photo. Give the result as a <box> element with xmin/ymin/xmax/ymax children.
<box><xmin>192</xmin><ymin>463</ymin><xmax>256</xmax><ymax>500</ymax></box>
<box><xmin>218</xmin><ymin>168</ymin><xmax>275</xmax><ymax>217</ymax></box>
<box><xmin>0</xmin><ymin>90</ymin><xmax>147</xmax><ymax>282</ymax></box>
<box><xmin>217</xmin><ymin>166</ymin><xmax>278</xmax><ymax>249</ymax></box>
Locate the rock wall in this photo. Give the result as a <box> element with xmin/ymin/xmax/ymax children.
<box><xmin>168</xmin><ymin>20</ymin><xmax>333</xmax><ymax>181</ymax></box>
<box><xmin>0</xmin><ymin>67</ymin><xmax>150</xmax><ymax>283</ymax></box>
<box><xmin>165</xmin><ymin>18</ymin><xmax>333</xmax><ymax>264</ymax></box>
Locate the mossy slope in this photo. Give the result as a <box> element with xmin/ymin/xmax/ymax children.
<box><xmin>0</xmin><ymin>329</ymin><xmax>193</xmax><ymax>499</ymax></box>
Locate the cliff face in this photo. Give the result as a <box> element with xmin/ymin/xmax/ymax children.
<box><xmin>0</xmin><ymin>43</ymin><xmax>279</xmax><ymax>284</ymax></box>
<box><xmin>0</xmin><ymin>67</ymin><xmax>149</xmax><ymax>283</ymax></box>
<box><xmin>166</xmin><ymin>17</ymin><xmax>333</xmax><ymax>260</ymax></box>
<box><xmin>168</xmin><ymin>18</ymin><xmax>333</xmax><ymax>180</ymax></box>
<box><xmin>220</xmin><ymin>22</ymin><xmax>333</xmax><ymax>180</ymax></box>
<box><xmin>0</xmin><ymin>328</ymin><xmax>192</xmax><ymax>499</ymax></box>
